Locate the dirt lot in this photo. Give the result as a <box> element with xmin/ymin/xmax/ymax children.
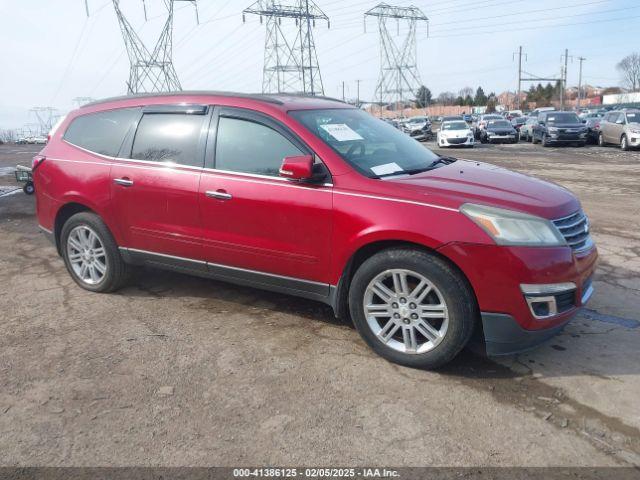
<box><xmin>0</xmin><ymin>142</ymin><xmax>639</xmax><ymax>467</ymax></box>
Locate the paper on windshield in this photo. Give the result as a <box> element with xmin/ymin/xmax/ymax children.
<box><xmin>319</xmin><ymin>123</ymin><xmax>364</xmax><ymax>142</ymax></box>
<box><xmin>371</xmin><ymin>162</ymin><xmax>403</xmax><ymax>176</ymax></box>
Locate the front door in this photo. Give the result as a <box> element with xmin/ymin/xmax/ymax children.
<box><xmin>198</xmin><ymin>107</ymin><xmax>333</xmax><ymax>285</ymax></box>
<box><xmin>110</xmin><ymin>106</ymin><xmax>210</xmax><ymax>260</ymax></box>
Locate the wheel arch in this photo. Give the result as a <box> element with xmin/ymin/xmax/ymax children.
<box><xmin>53</xmin><ymin>202</ymin><xmax>95</xmax><ymax>255</ymax></box>
<box><xmin>332</xmin><ymin>239</ymin><xmax>479</xmax><ymax>322</ymax></box>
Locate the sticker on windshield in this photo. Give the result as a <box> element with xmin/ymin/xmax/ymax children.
<box><xmin>319</xmin><ymin>123</ymin><xmax>364</xmax><ymax>142</ymax></box>
<box><xmin>371</xmin><ymin>162</ymin><xmax>403</xmax><ymax>176</ymax></box>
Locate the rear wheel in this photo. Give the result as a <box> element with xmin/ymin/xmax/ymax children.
<box><xmin>621</xmin><ymin>135</ymin><xmax>629</xmax><ymax>151</ymax></box>
<box><xmin>61</xmin><ymin>212</ymin><xmax>129</xmax><ymax>293</ymax></box>
<box><xmin>348</xmin><ymin>248</ymin><xmax>477</xmax><ymax>369</ymax></box>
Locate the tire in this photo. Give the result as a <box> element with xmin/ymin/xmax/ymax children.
<box><xmin>621</xmin><ymin>135</ymin><xmax>629</xmax><ymax>151</ymax></box>
<box><xmin>598</xmin><ymin>132</ymin><xmax>605</xmax><ymax>147</ymax></box>
<box><xmin>532</xmin><ymin>133</ymin><xmax>539</xmax><ymax>144</ymax></box>
<box><xmin>348</xmin><ymin>248</ymin><xmax>477</xmax><ymax>370</ymax></box>
<box><xmin>542</xmin><ymin>133</ymin><xmax>550</xmax><ymax>147</ymax></box>
<box><xmin>60</xmin><ymin>212</ymin><xmax>129</xmax><ymax>293</ymax></box>
<box><xmin>23</xmin><ymin>182</ymin><xmax>34</xmax><ymax>195</ymax></box>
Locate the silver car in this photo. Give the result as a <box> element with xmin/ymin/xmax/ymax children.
<box><xmin>598</xmin><ymin>109</ymin><xmax>640</xmax><ymax>151</ymax></box>
<box><xmin>519</xmin><ymin>116</ymin><xmax>538</xmax><ymax>142</ymax></box>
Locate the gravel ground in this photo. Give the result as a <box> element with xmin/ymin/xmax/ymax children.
<box><xmin>0</xmin><ymin>142</ymin><xmax>639</xmax><ymax>467</ymax></box>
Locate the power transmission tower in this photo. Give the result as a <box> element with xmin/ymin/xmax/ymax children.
<box><xmin>365</xmin><ymin>4</ymin><xmax>428</xmax><ymax>111</ymax></box>
<box><xmin>243</xmin><ymin>0</ymin><xmax>329</xmax><ymax>95</ymax></box>
<box><xmin>30</xmin><ymin>107</ymin><xmax>60</xmax><ymax>136</ymax></box>
<box><xmin>73</xmin><ymin>97</ymin><xmax>96</xmax><ymax>108</ymax></box>
<box><xmin>85</xmin><ymin>1</ymin><xmax>198</xmax><ymax>94</ymax></box>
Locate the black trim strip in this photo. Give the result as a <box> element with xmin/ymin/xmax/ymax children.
<box><xmin>120</xmin><ymin>247</ymin><xmax>332</xmax><ymax>305</ymax></box>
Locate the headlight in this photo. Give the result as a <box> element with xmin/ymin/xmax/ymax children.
<box><xmin>467</xmin><ymin>132</ymin><xmax>474</xmax><ymax>137</ymax></box>
<box><xmin>629</xmin><ymin>128</ymin><xmax>640</xmax><ymax>134</ymax></box>
<box><xmin>460</xmin><ymin>204</ymin><xmax>566</xmax><ymax>247</ymax></box>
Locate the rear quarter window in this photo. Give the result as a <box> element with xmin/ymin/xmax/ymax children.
<box><xmin>63</xmin><ymin>108</ymin><xmax>138</xmax><ymax>157</ymax></box>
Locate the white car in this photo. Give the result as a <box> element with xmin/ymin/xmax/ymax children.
<box><xmin>437</xmin><ymin>120</ymin><xmax>475</xmax><ymax>148</ymax></box>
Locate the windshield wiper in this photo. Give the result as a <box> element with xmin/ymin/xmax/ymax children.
<box><xmin>374</xmin><ymin>156</ymin><xmax>457</xmax><ymax>179</ymax></box>
<box><xmin>431</xmin><ymin>155</ymin><xmax>457</xmax><ymax>167</ymax></box>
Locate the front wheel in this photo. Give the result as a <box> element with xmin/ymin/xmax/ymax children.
<box><xmin>621</xmin><ymin>135</ymin><xmax>629</xmax><ymax>151</ymax></box>
<box><xmin>61</xmin><ymin>212</ymin><xmax>129</xmax><ymax>293</ymax></box>
<box><xmin>348</xmin><ymin>248</ymin><xmax>477</xmax><ymax>369</ymax></box>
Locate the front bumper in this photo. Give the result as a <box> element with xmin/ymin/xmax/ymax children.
<box><xmin>439</xmin><ymin>136</ymin><xmax>474</xmax><ymax>147</ymax></box>
<box><xmin>486</xmin><ymin>134</ymin><xmax>517</xmax><ymax>143</ymax></box>
<box><xmin>438</xmin><ymin>242</ymin><xmax>598</xmax><ymax>354</ymax></box>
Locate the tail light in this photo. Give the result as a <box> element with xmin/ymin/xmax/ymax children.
<box><xmin>594</xmin><ymin>122</ymin><xmax>600</xmax><ymax>129</ymax></box>
<box><xmin>32</xmin><ymin>155</ymin><xmax>46</xmax><ymax>171</ymax></box>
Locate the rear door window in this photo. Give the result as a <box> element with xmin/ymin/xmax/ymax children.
<box><xmin>63</xmin><ymin>108</ymin><xmax>138</xmax><ymax>157</ymax></box>
<box><xmin>131</xmin><ymin>113</ymin><xmax>207</xmax><ymax>167</ymax></box>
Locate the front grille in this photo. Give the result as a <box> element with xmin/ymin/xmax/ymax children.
<box><xmin>552</xmin><ymin>210</ymin><xmax>592</xmax><ymax>252</ymax></box>
<box><xmin>446</xmin><ymin>137</ymin><xmax>467</xmax><ymax>144</ymax></box>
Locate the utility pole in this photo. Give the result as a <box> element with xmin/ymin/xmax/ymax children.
<box><xmin>513</xmin><ymin>46</ymin><xmax>527</xmax><ymax>110</ymax></box>
<box><xmin>577</xmin><ymin>56</ymin><xmax>586</xmax><ymax>108</ymax></box>
<box><xmin>356</xmin><ymin>79</ymin><xmax>361</xmax><ymax>107</ymax></box>
<box><xmin>561</xmin><ymin>48</ymin><xmax>569</xmax><ymax>110</ymax></box>
<box><xmin>342</xmin><ymin>81</ymin><xmax>345</xmax><ymax>102</ymax></box>
<box><xmin>365</xmin><ymin>4</ymin><xmax>428</xmax><ymax>111</ymax></box>
<box><xmin>243</xmin><ymin>0</ymin><xmax>329</xmax><ymax>95</ymax></box>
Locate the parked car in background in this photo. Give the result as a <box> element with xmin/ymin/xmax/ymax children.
<box><xmin>32</xmin><ymin>136</ymin><xmax>48</xmax><ymax>144</ymax></box>
<box><xmin>474</xmin><ymin>114</ymin><xmax>503</xmax><ymax>139</ymax></box>
<box><xmin>402</xmin><ymin>116</ymin><xmax>432</xmax><ymax>136</ymax></box>
<box><xmin>462</xmin><ymin>114</ymin><xmax>473</xmax><ymax>123</ymax></box>
<box><xmin>511</xmin><ymin>116</ymin><xmax>527</xmax><ymax>135</ymax></box>
<box><xmin>532</xmin><ymin>111</ymin><xmax>587</xmax><ymax>147</ymax></box>
<box><xmin>32</xmin><ymin>91</ymin><xmax>597</xmax><ymax>369</ymax></box>
<box><xmin>598</xmin><ymin>109</ymin><xmax>640</xmax><ymax>150</ymax></box>
<box><xmin>436</xmin><ymin>120</ymin><xmax>474</xmax><ymax>148</ymax></box>
<box><xmin>531</xmin><ymin>107</ymin><xmax>556</xmax><ymax>116</ymax></box>
<box><xmin>441</xmin><ymin>115</ymin><xmax>464</xmax><ymax>123</ymax></box>
<box><xmin>480</xmin><ymin>119</ymin><xmax>519</xmax><ymax>143</ymax></box>
<box><xmin>519</xmin><ymin>117</ymin><xmax>538</xmax><ymax>142</ymax></box>
<box><xmin>582</xmin><ymin>112</ymin><xmax>604</xmax><ymax>144</ymax></box>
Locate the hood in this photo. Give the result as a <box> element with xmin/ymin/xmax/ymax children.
<box><xmin>384</xmin><ymin>160</ymin><xmax>579</xmax><ymax>219</ymax></box>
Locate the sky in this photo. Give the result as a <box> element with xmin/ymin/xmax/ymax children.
<box><xmin>1</xmin><ymin>0</ymin><xmax>638</xmax><ymax>130</ymax></box>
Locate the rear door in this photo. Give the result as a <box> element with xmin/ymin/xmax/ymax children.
<box><xmin>602</xmin><ymin>113</ymin><xmax>617</xmax><ymax>143</ymax></box>
<box><xmin>110</xmin><ymin>105</ymin><xmax>210</xmax><ymax>261</ymax></box>
<box><xmin>198</xmin><ymin>107</ymin><xmax>333</xmax><ymax>285</ymax></box>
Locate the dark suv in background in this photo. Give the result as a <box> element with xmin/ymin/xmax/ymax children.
<box><xmin>532</xmin><ymin>111</ymin><xmax>588</xmax><ymax>147</ymax></box>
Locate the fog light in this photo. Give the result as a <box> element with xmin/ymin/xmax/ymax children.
<box><xmin>521</xmin><ymin>283</ymin><xmax>576</xmax><ymax>320</ymax></box>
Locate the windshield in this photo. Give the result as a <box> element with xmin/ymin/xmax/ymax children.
<box><xmin>546</xmin><ymin>113</ymin><xmax>580</xmax><ymax>124</ymax></box>
<box><xmin>487</xmin><ymin>120</ymin><xmax>511</xmax><ymax>128</ymax></box>
<box><xmin>442</xmin><ymin>121</ymin><xmax>468</xmax><ymax>130</ymax></box>
<box><xmin>290</xmin><ymin>108</ymin><xmax>442</xmax><ymax>178</ymax></box>
<box><xmin>626</xmin><ymin>112</ymin><xmax>640</xmax><ymax>124</ymax></box>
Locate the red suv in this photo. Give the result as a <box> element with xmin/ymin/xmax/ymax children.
<box><xmin>33</xmin><ymin>92</ymin><xmax>597</xmax><ymax>369</ymax></box>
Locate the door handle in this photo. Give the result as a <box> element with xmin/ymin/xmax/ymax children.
<box><xmin>205</xmin><ymin>190</ymin><xmax>232</xmax><ymax>200</ymax></box>
<box><xmin>114</xmin><ymin>178</ymin><xmax>134</xmax><ymax>187</ymax></box>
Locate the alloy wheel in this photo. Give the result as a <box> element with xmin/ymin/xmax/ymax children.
<box><xmin>363</xmin><ymin>269</ymin><xmax>449</xmax><ymax>355</ymax></box>
<box><xmin>66</xmin><ymin>225</ymin><xmax>107</xmax><ymax>285</ymax></box>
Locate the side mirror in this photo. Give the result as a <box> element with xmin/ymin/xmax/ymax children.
<box><xmin>616</xmin><ymin>119</ymin><xmax>624</xmax><ymax>124</ymax></box>
<box><xmin>539</xmin><ymin>121</ymin><xmax>545</xmax><ymax>126</ymax></box>
<box><xmin>279</xmin><ymin>154</ymin><xmax>314</xmax><ymax>181</ymax></box>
